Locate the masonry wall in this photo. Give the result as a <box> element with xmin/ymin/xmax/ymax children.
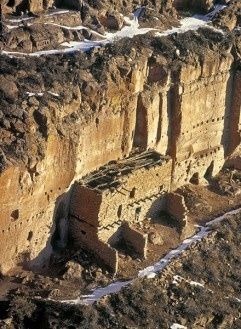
<box><xmin>97</xmin><ymin>160</ymin><xmax>172</xmax><ymax>234</ymax></box>
<box><xmin>95</xmin><ymin>161</ymin><xmax>171</xmax><ymax>243</ymax></box>
<box><xmin>69</xmin><ymin>216</ymin><xmax>118</xmax><ymax>273</ymax></box>
<box><xmin>122</xmin><ymin>223</ymin><xmax>148</xmax><ymax>259</ymax></box>
<box><xmin>69</xmin><ymin>184</ymin><xmax>102</xmax><ymax>227</ymax></box>
<box><xmin>164</xmin><ymin>193</ymin><xmax>188</xmax><ymax>227</ymax></box>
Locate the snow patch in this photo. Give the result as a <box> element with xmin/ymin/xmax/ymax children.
<box><xmin>59</xmin><ymin>206</ymin><xmax>241</xmax><ymax>306</ymax></box>
<box><xmin>146</xmin><ymin>272</ymin><xmax>157</xmax><ymax>279</ymax></box>
<box><xmin>190</xmin><ymin>280</ymin><xmax>204</xmax><ymax>288</ymax></box>
<box><xmin>2</xmin><ymin>5</ymin><xmax>227</xmax><ymax>58</ymax></box>
<box><xmin>26</xmin><ymin>92</ymin><xmax>43</xmax><ymax>97</ymax></box>
<box><xmin>156</xmin><ymin>4</ymin><xmax>226</xmax><ymax>38</ymax></box>
<box><xmin>170</xmin><ymin>324</ymin><xmax>187</xmax><ymax>329</ymax></box>
<box><xmin>48</xmin><ymin>91</ymin><xmax>60</xmax><ymax>97</ymax></box>
<box><xmin>61</xmin><ymin>281</ymin><xmax>131</xmax><ymax>305</ymax></box>
<box><xmin>26</xmin><ymin>91</ymin><xmax>59</xmax><ymax>97</ymax></box>
<box><xmin>44</xmin><ymin>23</ymin><xmax>106</xmax><ymax>39</ymax></box>
<box><xmin>45</xmin><ymin>10</ymin><xmax>70</xmax><ymax>17</ymax></box>
<box><xmin>172</xmin><ymin>275</ymin><xmax>204</xmax><ymax>288</ymax></box>
<box><xmin>8</xmin><ymin>17</ymin><xmax>33</xmax><ymax>23</ymax></box>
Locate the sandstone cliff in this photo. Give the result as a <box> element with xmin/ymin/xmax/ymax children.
<box><xmin>0</xmin><ymin>2</ymin><xmax>240</xmax><ymax>273</ymax></box>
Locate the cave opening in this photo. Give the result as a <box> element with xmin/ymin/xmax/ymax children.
<box><xmin>189</xmin><ymin>172</ymin><xmax>199</xmax><ymax>185</ymax></box>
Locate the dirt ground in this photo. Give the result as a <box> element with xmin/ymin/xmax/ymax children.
<box><xmin>1</xmin><ymin>169</ymin><xmax>241</xmax><ymax>328</ymax></box>
<box><xmin>1</xmin><ymin>202</ymin><xmax>241</xmax><ymax>328</ymax></box>
<box><xmin>1</xmin><ymin>169</ymin><xmax>241</xmax><ymax>305</ymax></box>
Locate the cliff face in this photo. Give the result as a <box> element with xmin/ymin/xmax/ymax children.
<box><xmin>173</xmin><ymin>0</ymin><xmax>214</xmax><ymax>12</ymax></box>
<box><xmin>3</xmin><ymin>0</ymin><xmax>220</xmax><ymax>14</ymax></box>
<box><xmin>0</xmin><ymin>3</ymin><xmax>241</xmax><ymax>273</ymax></box>
<box><xmin>3</xmin><ymin>0</ymin><xmax>174</xmax><ymax>13</ymax></box>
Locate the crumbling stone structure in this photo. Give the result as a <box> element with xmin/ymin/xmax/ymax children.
<box><xmin>69</xmin><ymin>151</ymin><xmax>172</xmax><ymax>272</ymax></box>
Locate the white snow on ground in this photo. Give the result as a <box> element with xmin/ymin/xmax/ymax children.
<box><xmin>48</xmin><ymin>91</ymin><xmax>60</xmax><ymax>97</ymax></box>
<box><xmin>6</xmin><ymin>25</ymin><xmax>19</xmax><ymax>30</ymax></box>
<box><xmin>59</xmin><ymin>207</ymin><xmax>241</xmax><ymax>306</ymax></box>
<box><xmin>8</xmin><ymin>16</ymin><xmax>33</xmax><ymax>23</ymax></box>
<box><xmin>172</xmin><ymin>275</ymin><xmax>204</xmax><ymax>287</ymax></box>
<box><xmin>26</xmin><ymin>92</ymin><xmax>43</xmax><ymax>97</ymax></box>
<box><xmin>44</xmin><ymin>23</ymin><xmax>106</xmax><ymax>39</ymax></box>
<box><xmin>26</xmin><ymin>91</ymin><xmax>60</xmax><ymax>97</ymax></box>
<box><xmin>170</xmin><ymin>324</ymin><xmax>187</xmax><ymax>329</ymax></box>
<box><xmin>146</xmin><ymin>272</ymin><xmax>157</xmax><ymax>279</ymax></box>
<box><xmin>1</xmin><ymin>4</ymin><xmax>227</xmax><ymax>57</ymax></box>
<box><xmin>63</xmin><ymin>281</ymin><xmax>131</xmax><ymax>305</ymax></box>
<box><xmin>189</xmin><ymin>280</ymin><xmax>205</xmax><ymax>288</ymax></box>
<box><xmin>45</xmin><ymin>10</ymin><xmax>70</xmax><ymax>17</ymax></box>
<box><xmin>156</xmin><ymin>4</ymin><xmax>226</xmax><ymax>37</ymax></box>
<box><xmin>8</xmin><ymin>9</ymin><xmax>70</xmax><ymax>23</ymax></box>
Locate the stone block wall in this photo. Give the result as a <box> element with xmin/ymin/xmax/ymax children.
<box><xmin>69</xmin><ymin>184</ymin><xmax>102</xmax><ymax>227</ymax></box>
<box><xmin>122</xmin><ymin>223</ymin><xmax>148</xmax><ymax>259</ymax></box>
<box><xmin>97</xmin><ymin>159</ymin><xmax>172</xmax><ymax>230</ymax></box>
<box><xmin>164</xmin><ymin>192</ymin><xmax>188</xmax><ymax>228</ymax></box>
<box><xmin>68</xmin><ymin>216</ymin><xmax>118</xmax><ymax>273</ymax></box>
<box><xmin>68</xmin><ymin>154</ymin><xmax>172</xmax><ymax>244</ymax></box>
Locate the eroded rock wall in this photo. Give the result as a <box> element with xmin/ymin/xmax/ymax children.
<box><xmin>0</xmin><ymin>28</ymin><xmax>240</xmax><ymax>273</ymax></box>
<box><xmin>171</xmin><ymin>53</ymin><xmax>234</xmax><ymax>187</ymax></box>
<box><xmin>2</xmin><ymin>0</ymin><xmax>176</xmax><ymax>14</ymax></box>
<box><xmin>173</xmin><ymin>0</ymin><xmax>215</xmax><ymax>13</ymax></box>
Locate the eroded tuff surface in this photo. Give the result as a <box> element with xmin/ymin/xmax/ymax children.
<box><xmin>0</xmin><ymin>1</ymin><xmax>241</xmax><ymax>274</ymax></box>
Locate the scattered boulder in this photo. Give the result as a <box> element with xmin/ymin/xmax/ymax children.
<box><xmin>63</xmin><ymin>261</ymin><xmax>83</xmax><ymax>280</ymax></box>
<box><xmin>48</xmin><ymin>289</ymin><xmax>61</xmax><ymax>298</ymax></box>
<box><xmin>213</xmin><ymin>0</ymin><xmax>241</xmax><ymax>31</ymax></box>
<box><xmin>174</xmin><ymin>0</ymin><xmax>214</xmax><ymax>13</ymax></box>
<box><xmin>148</xmin><ymin>231</ymin><xmax>164</xmax><ymax>245</ymax></box>
<box><xmin>0</xmin><ymin>75</ymin><xmax>18</xmax><ymax>102</ymax></box>
<box><xmin>105</xmin><ymin>12</ymin><xmax>124</xmax><ymax>30</ymax></box>
<box><xmin>0</xmin><ymin>318</ymin><xmax>14</xmax><ymax>329</ymax></box>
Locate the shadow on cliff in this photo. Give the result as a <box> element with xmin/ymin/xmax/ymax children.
<box><xmin>25</xmin><ymin>185</ymin><xmax>75</xmax><ymax>274</ymax></box>
<box><xmin>221</xmin><ymin>68</ymin><xmax>237</xmax><ymax>158</ymax></box>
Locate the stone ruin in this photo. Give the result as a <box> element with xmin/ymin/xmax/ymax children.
<box><xmin>68</xmin><ymin>151</ymin><xmax>188</xmax><ymax>273</ymax></box>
